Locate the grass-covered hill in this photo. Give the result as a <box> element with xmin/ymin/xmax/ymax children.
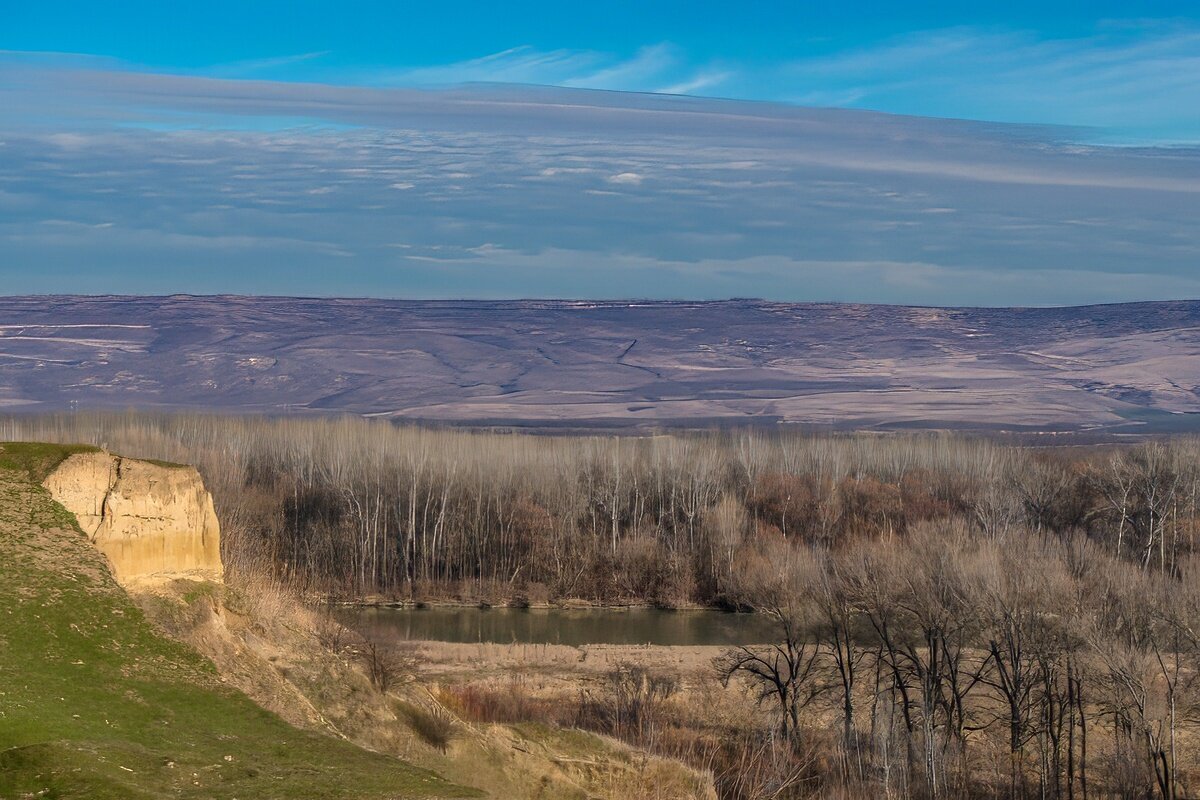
<box><xmin>0</xmin><ymin>442</ymin><xmax>476</xmax><ymax>799</ymax></box>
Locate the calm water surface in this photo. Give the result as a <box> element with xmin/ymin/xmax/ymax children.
<box><xmin>341</xmin><ymin>606</ymin><xmax>777</xmax><ymax>647</ymax></box>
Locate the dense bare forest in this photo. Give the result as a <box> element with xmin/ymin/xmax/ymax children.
<box><xmin>4</xmin><ymin>414</ymin><xmax>1195</xmax><ymax>602</ymax></box>
<box><xmin>5</xmin><ymin>413</ymin><xmax>1200</xmax><ymax>798</ymax></box>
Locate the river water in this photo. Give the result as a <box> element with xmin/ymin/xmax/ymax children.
<box><xmin>340</xmin><ymin>606</ymin><xmax>777</xmax><ymax>647</ymax></box>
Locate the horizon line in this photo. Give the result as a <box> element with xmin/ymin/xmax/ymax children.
<box><xmin>5</xmin><ymin>293</ymin><xmax>1200</xmax><ymax>313</ymax></box>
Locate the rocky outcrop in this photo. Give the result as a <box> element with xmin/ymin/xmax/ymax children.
<box><xmin>43</xmin><ymin>452</ymin><xmax>222</xmax><ymax>584</ymax></box>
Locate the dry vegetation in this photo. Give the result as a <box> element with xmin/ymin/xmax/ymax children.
<box><xmin>4</xmin><ymin>412</ymin><xmax>1200</xmax><ymax>798</ymax></box>
<box><xmin>131</xmin><ymin>570</ymin><xmax>712</xmax><ymax>799</ymax></box>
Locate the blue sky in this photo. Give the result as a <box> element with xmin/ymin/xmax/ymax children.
<box><xmin>2</xmin><ymin>2</ymin><xmax>1200</xmax><ymax>304</ymax></box>
<box><xmin>8</xmin><ymin>0</ymin><xmax>1200</xmax><ymax>140</ymax></box>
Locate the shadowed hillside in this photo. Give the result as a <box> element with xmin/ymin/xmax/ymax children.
<box><xmin>3</xmin><ymin>296</ymin><xmax>1200</xmax><ymax>432</ymax></box>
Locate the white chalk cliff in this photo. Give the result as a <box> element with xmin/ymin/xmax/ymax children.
<box><xmin>43</xmin><ymin>452</ymin><xmax>222</xmax><ymax>584</ymax></box>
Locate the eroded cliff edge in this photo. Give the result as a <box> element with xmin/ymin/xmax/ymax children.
<box><xmin>42</xmin><ymin>451</ymin><xmax>222</xmax><ymax>583</ymax></box>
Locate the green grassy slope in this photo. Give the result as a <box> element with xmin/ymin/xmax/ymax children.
<box><xmin>0</xmin><ymin>443</ymin><xmax>477</xmax><ymax>800</ymax></box>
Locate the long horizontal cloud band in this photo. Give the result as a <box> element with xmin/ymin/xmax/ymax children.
<box><xmin>1</xmin><ymin>60</ymin><xmax>1199</xmax><ymax>305</ymax></box>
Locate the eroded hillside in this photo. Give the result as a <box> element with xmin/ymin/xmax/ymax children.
<box><xmin>2</xmin><ymin>296</ymin><xmax>1200</xmax><ymax>431</ymax></box>
<box><xmin>42</xmin><ymin>451</ymin><xmax>222</xmax><ymax>584</ymax></box>
<box><xmin>0</xmin><ymin>442</ymin><xmax>473</xmax><ymax>799</ymax></box>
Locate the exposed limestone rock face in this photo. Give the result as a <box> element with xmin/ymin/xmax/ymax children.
<box><xmin>43</xmin><ymin>452</ymin><xmax>222</xmax><ymax>584</ymax></box>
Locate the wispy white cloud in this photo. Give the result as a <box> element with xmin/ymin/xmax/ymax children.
<box><xmin>372</xmin><ymin>42</ymin><xmax>732</xmax><ymax>98</ymax></box>
<box><xmin>778</xmin><ymin>22</ymin><xmax>1200</xmax><ymax>142</ymax></box>
<box><xmin>658</xmin><ymin>71</ymin><xmax>732</xmax><ymax>96</ymax></box>
<box><xmin>383</xmin><ymin>45</ymin><xmax>606</xmax><ymax>86</ymax></box>
<box><xmin>271</xmin><ymin>21</ymin><xmax>1200</xmax><ymax>142</ymax></box>
<box><xmin>607</xmin><ymin>172</ymin><xmax>644</xmax><ymax>186</ymax></box>
<box><xmin>561</xmin><ymin>43</ymin><xmax>678</xmax><ymax>89</ymax></box>
<box><xmin>206</xmin><ymin>50</ymin><xmax>331</xmax><ymax>78</ymax></box>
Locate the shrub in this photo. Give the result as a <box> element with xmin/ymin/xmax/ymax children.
<box><xmin>356</xmin><ymin>638</ymin><xmax>416</xmax><ymax>693</ymax></box>
<box><xmin>397</xmin><ymin>701</ymin><xmax>457</xmax><ymax>751</ymax></box>
<box><xmin>437</xmin><ymin>682</ymin><xmax>563</xmax><ymax>725</ymax></box>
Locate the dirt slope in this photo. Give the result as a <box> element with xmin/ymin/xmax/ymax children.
<box><xmin>42</xmin><ymin>451</ymin><xmax>222</xmax><ymax>584</ymax></box>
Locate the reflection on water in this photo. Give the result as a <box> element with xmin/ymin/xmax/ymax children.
<box><xmin>340</xmin><ymin>606</ymin><xmax>777</xmax><ymax>647</ymax></box>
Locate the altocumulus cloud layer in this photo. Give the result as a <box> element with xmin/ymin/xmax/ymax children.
<box><xmin>2</xmin><ymin>57</ymin><xmax>1199</xmax><ymax>305</ymax></box>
